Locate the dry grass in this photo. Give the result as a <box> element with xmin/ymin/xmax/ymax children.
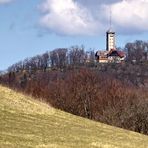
<box><xmin>0</xmin><ymin>85</ymin><xmax>148</xmax><ymax>148</ymax></box>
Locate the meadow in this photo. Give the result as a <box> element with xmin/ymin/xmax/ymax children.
<box><xmin>0</xmin><ymin>85</ymin><xmax>148</xmax><ymax>148</ymax></box>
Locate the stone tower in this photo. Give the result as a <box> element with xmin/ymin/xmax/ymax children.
<box><xmin>106</xmin><ymin>29</ymin><xmax>115</xmax><ymax>51</ymax></box>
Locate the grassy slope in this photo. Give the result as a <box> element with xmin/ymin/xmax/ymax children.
<box><xmin>0</xmin><ymin>86</ymin><xmax>148</xmax><ymax>148</ymax></box>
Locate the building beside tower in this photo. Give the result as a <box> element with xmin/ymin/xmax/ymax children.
<box><xmin>95</xmin><ymin>7</ymin><xmax>126</xmax><ymax>63</ymax></box>
<box><xmin>95</xmin><ymin>28</ymin><xmax>126</xmax><ymax>63</ymax></box>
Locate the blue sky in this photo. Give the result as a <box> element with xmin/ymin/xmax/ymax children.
<box><xmin>0</xmin><ymin>0</ymin><xmax>148</xmax><ymax>70</ymax></box>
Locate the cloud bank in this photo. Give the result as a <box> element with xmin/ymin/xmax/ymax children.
<box><xmin>40</xmin><ymin>0</ymin><xmax>148</xmax><ymax>36</ymax></box>
<box><xmin>40</xmin><ymin>0</ymin><xmax>99</xmax><ymax>35</ymax></box>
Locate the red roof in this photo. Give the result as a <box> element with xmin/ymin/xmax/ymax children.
<box><xmin>116</xmin><ymin>51</ymin><xmax>126</xmax><ymax>58</ymax></box>
<box><xmin>108</xmin><ymin>49</ymin><xmax>126</xmax><ymax>58</ymax></box>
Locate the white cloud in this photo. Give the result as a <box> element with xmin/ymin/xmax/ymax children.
<box><xmin>0</xmin><ymin>0</ymin><xmax>13</xmax><ymax>4</ymax></box>
<box><xmin>110</xmin><ymin>0</ymin><xmax>148</xmax><ymax>33</ymax></box>
<box><xmin>40</xmin><ymin>0</ymin><xmax>148</xmax><ymax>35</ymax></box>
<box><xmin>40</xmin><ymin>0</ymin><xmax>100</xmax><ymax>35</ymax></box>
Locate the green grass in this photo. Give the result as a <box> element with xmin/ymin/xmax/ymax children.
<box><xmin>0</xmin><ymin>85</ymin><xmax>148</xmax><ymax>148</ymax></box>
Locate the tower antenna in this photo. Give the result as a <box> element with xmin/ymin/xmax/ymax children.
<box><xmin>109</xmin><ymin>6</ymin><xmax>112</xmax><ymax>30</ymax></box>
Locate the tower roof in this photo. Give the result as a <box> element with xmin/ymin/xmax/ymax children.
<box><xmin>106</xmin><ymin>28</ymin><xmax>115</xmax><ymax>33</ymax></box>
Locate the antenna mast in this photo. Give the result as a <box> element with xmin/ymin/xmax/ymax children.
<box><xmin>109</xmin><ymin>6</ymin><xmax>112</xmax><ymax>30</ymax></box>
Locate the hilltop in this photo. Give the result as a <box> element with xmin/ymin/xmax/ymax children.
<box><xmin>0</xmin><ymin>85</ymin><xmax>148</xmax><ymax>148</ymax></box>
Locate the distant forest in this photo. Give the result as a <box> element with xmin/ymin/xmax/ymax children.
<box><xmin>0</xmin><ymin>40</ymin><xmax>148</xmax><ymax>135</ymax></box>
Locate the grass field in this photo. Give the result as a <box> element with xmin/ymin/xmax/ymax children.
<box><xmin>0</xmin><ymin>85</ymin><xmax>148</xmax><ymax>148</ymax></box>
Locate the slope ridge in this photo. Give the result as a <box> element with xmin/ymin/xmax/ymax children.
<box><xmin>0</xmin><ymin>85</ymin><xmax>148</xmax><ymax>148</ymax></box>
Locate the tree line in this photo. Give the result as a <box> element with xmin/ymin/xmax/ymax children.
<box><xmin>7</xmin><ymin>46</ymin><xmax>96</xmax><ymax>73</ymax></box>
<box><xmin>6</xmin><ymin>40</ymin><xmax>148</xmax><ymax>73</ymax></box>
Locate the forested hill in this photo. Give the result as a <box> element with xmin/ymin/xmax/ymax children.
<box><xmin>1</xmin><ymin>85</ymin><xmax>148</xmax><ymax>148</ymax></box>
<box><xmin>0</xmin><ymin>40</ymin><xmax>148</xmax><ymax>136</ymax></box>
<box><xmin>5</xmin><ymin>40</ymin><xmax>148</xmax><ymax>74</ymax></box>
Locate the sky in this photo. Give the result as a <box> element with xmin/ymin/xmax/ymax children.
<box><xmin>1</xmin><ymin>0</ymin><xmax>148</xmax><ymax>70</ymax></box>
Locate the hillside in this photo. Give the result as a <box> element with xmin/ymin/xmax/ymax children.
<box><xmin>0</xmin><ymin>86</ymin><xmax>148</xmax><ymax>148</ymax></box>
